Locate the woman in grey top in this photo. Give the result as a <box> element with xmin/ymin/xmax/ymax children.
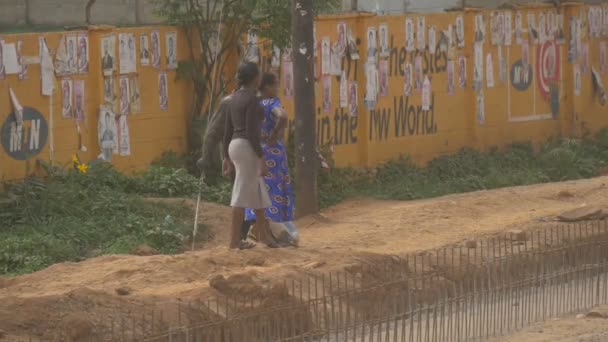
<box><xmin>223</xmin><ymin>62</ymin><xmax>277</xmax><ymax>249</ymax></box>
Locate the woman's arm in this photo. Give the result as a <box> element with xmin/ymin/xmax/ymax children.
<box><xmin>269</xmin><ymin>105</ymin><xmax>288</xmax><ymax>144</ymax></box>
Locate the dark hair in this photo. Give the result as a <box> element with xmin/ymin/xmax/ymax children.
<box><xmin>259</xmin><ymin>72</ymin><xmax>277</xmax><ymax>91</ymax></box>
<box><xmin>236</xmin><ymin>62</ymin><xmax>260</xmax><ymax>87</ymax></box>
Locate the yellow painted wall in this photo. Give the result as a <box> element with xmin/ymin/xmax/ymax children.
<box><xmin>2</xmin><ymin>3</ymin><xmax>608</xmax><ymax>180</ymax></box>
<box><xmin>0</xmin><ymin>26</ymin><xmax>190</xmax><ymax>181</ymax></box>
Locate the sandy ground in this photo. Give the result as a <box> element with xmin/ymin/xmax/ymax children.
<box><xmin>1</xmin><ymin>177</ymin><xmax>608</xmax><ymax>339</ymax></box>
<box><xmin>489</xmin><ymin>306</ymin><xmax>608</xmax><ymax>342</ymax></box>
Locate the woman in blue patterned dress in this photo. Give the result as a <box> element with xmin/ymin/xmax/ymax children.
<box><xmin>242</xmin><ymin>72</ymin><xmax>298</xmax><ymax>245</ymax></box>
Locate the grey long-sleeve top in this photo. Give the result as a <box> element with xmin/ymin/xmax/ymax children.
<box><xmin>222</xmin><ymin>88</ymin><xmax>264</xmax><ymax>159</ymax></box>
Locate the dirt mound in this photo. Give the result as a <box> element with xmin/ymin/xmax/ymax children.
<box><xmin>3</xmin><ymin>177</ymin><xmax>608</xmax><ymax>338</ymax></box>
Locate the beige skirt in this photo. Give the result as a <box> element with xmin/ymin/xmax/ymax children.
<box><xmin>228</xmin><ymin>138</ymin><xmax>271</xmax><ymax>209</ymax></box>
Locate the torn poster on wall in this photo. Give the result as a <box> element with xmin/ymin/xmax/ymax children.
<box><xmin>140</xmin><ymin>34</ymin><xmax>150</xmax><ymax>66</ymax></box>
<box><xmin>347</xmin><ymin>28</ymin><xmax>359</xmax><ymax>60</ymax></box>
<box><xmin>600</xmin><ymin>42</ymin><xmax>607</xmax><ymax>73</ymax></box>
<box><xmin>337</xmin><ymin>22</ymin><xmax>347</xmax><ymax>57</ymax></box>
<box><xmin>322</xmin><ymin>75</ymin><xmax>332</xmax><ymax>113</ymax></box>
<box><xmin>120</xmin><ymin>76</ymin><xmax>130</xmax><ymax>116</ymax></box>
<box><xmin>405</xmin><ymin>18</ymin><xmax>415</xmax><ymax>52</ymax></box>
<box><xmin>61</xmin><ymin>78</ymin><xmax>73</xmax><ymax>118</ymax></box>
<box><xmin>104</xmin><ymin>77</ymin><xmax>115</xmax><ymax>107</ymax></box>
<box><xmin>66</xmin><ymin>35</ymin><xmax>77</xmax><ymax>73</ymax></box>
<box><xmin>574</xmin><ymin>64</ymin><xmax>581</xmax><ymax>96</ymax></box>
<box><xmin>414</xmin><ymin>56</ymin><xmax>423</xmax><ymax>91</ymax></box>
<box><xmin>417</xmin><ymin>17</ymin><xmax>426</xmax><ymax>50</ymax></box>
<box><xmin>476</xmin><ymin>91</ymin><xmax>485</xmax><ymax>125</ymax></box>
<box><xmin>422</xmin><ymin>75</ymin><xmax>431</xmax><ymax>111</ymax></box>
<box><xmin>515</xmin><ymin>11</ymin><xmax>523</xmax><ymax>45</ymax></box>
<box><xmin>77</xmin><ymin>34</ymin><xmax>89</xmax><ymax>73</ymax></box>
<box><xmin>119</xmin><ymin>33</ymin><xmax>136</xmax><ymax>74</ymax></box>
<box><xmin>505</xmin><ymin>12</ymin><xmax>512</xmax><ymax>46</ymax></box>
<box><xmin>73</xmin><ymin>80</ymin><xmax>85</xmax><ymax>123</ymax></box>
<box><xmin>447</xmin><ymin>60</ymin><xmax>455</xmax><ymax>95</ymax></box>
<box><xmin>331</xmin><ymin>44</ymin><xmax>341</xmax><ymax>76</ymax></box>
<box><xmin>321</xmin><ymin>37</ymin><xmax>330</xmax><ymax>75</ymax></box>
<box><xmin>379</xmin><ymin>59</ymin><xmax>388</xmax><ymax>97</ymax></box>
<box><xmin>475</xmin><ymin>14</ymin><xmax>485</xmax><ymax>43</ymax></box>
<box><xmin>365</xmin><ymin>61</ymin><xmax>378</xmax><ymax>109</ymax></box>
<box><xmin>458</xmin><ymin>56</ymin><xmax>467</xmax><ymax>88</ymax></box>
<box><xmin>348</xmin><ymin>81</ymin><xmax>358</xmax><ymax>117</ymax></box>
<box><xmin>39</xmin><ymin>38</ymin><xmax>55</xmax><ymax>96</ymax></box>
<box><xmin>498</xmin><ymin>47</ymin><xmax>506</xmax><ymax>83</ymax></box>
<box><xmin>17</xmin><ymin>39</ymin><xmax>27</xmax><ymax>80</ymax></box>
<box><xmin>101</xmin><ymin>35</ymin><xmax>116</xmax><ymax>76</ymax></box>
<box><xmin>428</xmin><ymin>25</ymin><xmax>436</xmax><ymax>54</ymax></box>
<box><xmin>2</xmin><ymin>41</ymin><xmax>19</xmax><ymax>75</ymax></box>
<box><xmin>456</xmin><ymin>15</ymin><xmax>465</xmax><ymax>48</ymax></box>
<box><xmin>404</xmin><ymin>62</ymin><xmax>413</xmax><ymax>96</ymax></box>
<box><xmin>367</xmin><ymin>27</ymin><xmax>377</xmax><ymax>60</ymax></box>
<box><xmin>98</xmin><ymin>107</ymin><xmax>117</xmax><ymax>161</ymax></box>
<box><xmin>527</xmin><ymin>13</ymin><xmax>538</xmax><ymax>44</ymax></box>
<box><xmin>151</xmin><ymin>30</ymin><xmax>161</xmax><ymax>69</ymax></box>
<box><xmin>379</xmin><ymin>24</ymin><xmax>389</xmax><ymax>58</ymax></box>
<box><xmin>486</xmin><ymin>53</ymin><xmax>495</xmax><ymax>88</ymax></box>
<box><xmin>118</xmin><ymin>115</ymin><xmax>131</xmax><ymax>156</ymax></box>
<box><xmin>159</xmin><ymin>72</ymin><xmax>169</xmax><ymax>110</ymax></box>
<box><xmin>474</xmin><ymin>43</ymin><xmax>483</xmax><ymax>91</ymax></box>
<box><xmin>130</xmin><ymin>76</ymin><xmax>141</xmax><ymax>113</ymax></box>
<box><xmin>166</xmin><ymin>31</ymin><xmax>178</xmax><ymax>70</ymax></box>
<box><xmin>340</xmin><ymin>71</ymin><xmax>348</xmax><ymax>108</ymax></box>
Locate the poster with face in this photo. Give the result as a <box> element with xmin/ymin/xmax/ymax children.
<box><xmin>77</xmin><ymin>34</ymin><xmax>89</xmax><ymax>73</ymax></box>
<box><xmin>348</xmin><ymin>82</ymin><xmax>358</xmax><ymax>117</ymax></box>
<box><xmin>527</xmin><ymin>13</ymin><xmax>538</xmax><ymax>44</ymax></box>
<box><xmin>98</xmin><ymin>107</ymin><xmax>117</xmax><ymax>161</ymax></box>
<box><xmin>365</xmin><ymin>62</ymin><xmax>378</xmax><ymax>109</ymax></box>
<box><xmin>245</xmin><ymin>30</ymin><xmax>259</xmax><ymax>63</ymax></box>
<box><xmin>504</xmin><ymin>12</ymin><xmax>512</xmax><ymax>46</ymax></box>
<box><xmin>166</xmin><ymin>32</ymin><xmax>178</xmax><ymax>69</ymax></box>
<box><xmin>490</xmin><ymin>12</ymin><xmax>499</xmax><ymax>45</ymax></box>
<box><xmin>475</xmin><ymin>14</ymin><xmax>485</xmax><ymax>43</ymax></box>
<box><xmin>61</xmin><ymin>78</ymin><xmax>73</xmax><ymax>118</ymax></box>
<box><xmin>119</xmin><ymin>33</ymin><xmax>128</xmax><ymax>74</ymax></box>
<box><xmin>456</xmin><ymin>15</ymin><xmax>465</xmax><ymax>48</ymax></box>
<box><xmin>367</xmin><ymin>27</ymin><xmax>377</xmax><ymax>59</ymax></box>
<box><xmin>406</xmin><ymin>18</ymin><xmax>415</xmax><ymax>52</ymax></box>
<box><xmin>331</xmin><ymin>43</ymin><xmax>341</xmax><ymax>76</ymax></box>
<box><xmin>119</xmin><ymin>76</ymin><xmax>130</xmax><ymax>116</ymax></box>
<box><xmin>458</xmin><ymin>56</ymin><xmax>467</xmax><ymax>88</ymax></box>
<box><xmin>322</xmin><ymin>75</ymin><xmax>332</xmax><ymax>113</ymax></box>
<box><xmin>140</xmin><ymin>34</ymin><xmax>150</xmax><ymax>66</ymax></box>
<box><xmin>379</xmin><ymin>60</ymin><xmax>388</xmax><ymax>97</ymax></box>
<box><xmin>101</xmin><ymin>35</ymin><xmax>116</xmax><ymax>76</ymax></box>
<box><xmin>73</xmin><ymin>80</ymin><xmax>85</xmax><ymax>123</ymax></box>
<box><xmin>421</xmin><ymin>75</ymin><xmax>431</xmax><ymax>111</ymax></box>
<box><xmin>600</xmin><ymin>42</ymin><xmax>607</xmax><ymax>74</ymax></box>
<box><xmin>476</xmin><ymin>91</ymin><xmax>485</xmax><ymax>125</ymax></box>
<box><xmin>574</xmin><ymin>64</ymin><xmax>581</xmax><ymax>96</ymax></box>
<box><xmin>428</xmin><ymin>26</ymin><xmax>436</xmax><ymax>54</ymax></box>
<box><xmin>515</xmin><ymin>12</ymin><xmax>523</xmax><ymax>45</ymax></box>
<box><xmin>103</xmin><ymin>77</ymin><xmax>115</xmax><ymax>106</ymax></box>
<box><xmin>66</xmin><ymin>35</ymin><xmax>77</xmax><ymax>73</ymax></box>
<box><xmin>379</xmin><ymin>24</ymin><xmax>389</xmax><ymax>57</ymax></box>
<box><xmin>404</xmin><ymin>62</ymin><xmax>413</xmax><ymax>96</ymax></box>
<box><xmin>417</xmin><ymin>17</ymin><xmax>426</xmax><ymax>50</ymax></box>
<box><xmin>130</xmin><ymin>76</ymin><xmax>141</xmax><ymax>113</ymax></box>
<box><xmin>151</xmin><ymin>30</ymin><xmax>161</xmax><ymax>69</ymax></box>
<box><xmin>283</xmin><ymin>59</ymin><xmax>294</xmax><ymax>98</ymax></box>
<box><xmin>447</xmin><ymin>60</ymin><xmax>455</xmax><ymax>96</ymax></box>
<box><xmin>17</xmin><ymin>39</ymin><xmax>27</xmax><ymax>80</ymax></box>
<box><xmin>414</xmin><ymin>55</ymin><xmax>423</xmax><ymax>90</ymax></box>
<box><xmin>473</xmin><ymin>43</ymin><xmax>483</xmax><ymax>91</ymax></box>
<box><xmin>118</xmin><ymin>115</ymin><xmax>131</xmax><ymax>156</ymax></box>
<box><xmin>347</xmin><ymin>28</ymin><xmax>359</xmax><ymax>60</ymax></box>
<box><xmin>337</xmin><ymin>22</ymin><xmax>347</xmax><ymax>57</ymax></box>
<box><xmin>159</xmin><ymin>72</ymin><xmax>169</xmax><ymax>110</ymax></box>
<box><xmin>486</xmin><ymin>53</ymin><xmax>494</xmax><ymax>88</ymax></box>
<box><xmin>321</xmin><ymin>37</ymin><xmax>330</xmax><ymax>75</ymax></box>
<box><xmin>339</xmin><ymin>71</ymin><xmax>348</xmax><ymax>108</ymax></box>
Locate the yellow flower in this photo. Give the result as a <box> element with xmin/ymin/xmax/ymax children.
<box><xmin>72</xmin><ymin>155</ymin><xmax>79</xmax><ymax>164</ymax></box>
<box><xmin>77</xmin><ymin>163</ymin><xmax>88</xmax><ymax>174</ymax></box>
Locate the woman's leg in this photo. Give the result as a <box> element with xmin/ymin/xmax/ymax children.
<box><xmin>253</xmin><ymin>209</ymin><xmax>278</xmax><ymax>248</ymax></box>
<box><xmin>241</xmin><ymin>219</ymin><xmax>255</xmax><ymax>240</ymax></box>
<box><xmin>230</xmin><ymin>207</ymin><xmax>245</xmax><ymax>249</ymax></box>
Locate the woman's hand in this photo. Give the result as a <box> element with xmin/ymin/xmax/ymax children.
<box><xmin>258</xmin><ymin>158</ymin><xmax>267</xmax><ymax>177</ymax></box>
<box><xmin>222</xmin><ymin>159</ymin><xmax>234</xmax><ymax>177</ymax></box>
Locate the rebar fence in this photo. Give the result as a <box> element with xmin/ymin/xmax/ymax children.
<box><xmin>36</xmin><ymin>221</ymin><xmax>608</xmax><ymax>341</ymax></box>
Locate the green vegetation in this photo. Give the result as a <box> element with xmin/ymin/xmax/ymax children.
<box><xmin>2</xmin><ymin>130</ymin><xmax>608</xmax><ymax>276</ymax></box>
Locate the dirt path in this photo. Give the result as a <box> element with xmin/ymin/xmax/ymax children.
<box><xmin>1</xmin><ymin>177</ymin><xmax>607</xmax><ymax>338</ymax></box>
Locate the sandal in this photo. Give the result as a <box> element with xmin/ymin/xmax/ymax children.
<box><xmin>234</xmin><ymin>241</ymin><xmax>256</xmax><ymax>250</ymax></box>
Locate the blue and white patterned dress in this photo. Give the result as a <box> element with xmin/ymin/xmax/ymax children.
<box><xmin>245</xmin><ymin>98</ymin><xmax>294</xmax><ymax>223</ymax></box>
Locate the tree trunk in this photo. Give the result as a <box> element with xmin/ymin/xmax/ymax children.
<box><xmin>292</xmin><ymin>0</ymin><xmax>318</xmax><ymax>217</ymax></box>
